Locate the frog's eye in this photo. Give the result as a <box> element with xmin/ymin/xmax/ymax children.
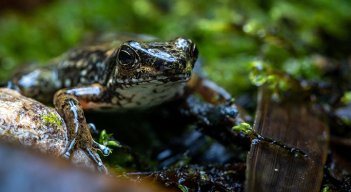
<box><xmin>117</xmin><ymin>45</ymin><xmax>138</xmax><ymax>69</ymax></box>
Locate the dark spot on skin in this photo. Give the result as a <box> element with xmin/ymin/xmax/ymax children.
<box><xmin>154</xmin><ymin>60</ymin><xmax>165</xmax><ymax>70</ymax></box>
<box><xmin>178</xmin><ymin>58</ymin><xmax>187</xmax><ymax>69</ymax></box>
<box><xmin>131</xmin><ymin>72</ymin><xmax>140</xmax><ymax>79</ymax></box>
<box><xmin>89</xmin><ymin>75</ymin><xmax>96</xmax><ymax>81</ymax></box>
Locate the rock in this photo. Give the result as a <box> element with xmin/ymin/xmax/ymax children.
<box><xmin>0</xmin><ymin>88</ymin><xmax>99</xmax><ymax>171</ymax></box>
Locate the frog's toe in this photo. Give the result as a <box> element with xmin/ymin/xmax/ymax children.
<box><xmin>63</xmin><ymin>151</ymin><xmax>71</xmax><ymax>159</ymax></box>
<box><xmin>100</xmin><ymin>146</ymin><xmax>111</xmax><ymax>156</ymax></box>
<box><xmin>84</xmin><ymin>147</ymin><xmax>108</xmax><ymax>174</ymax></box>
<box><xmin>88</xmin><ymin>123</ymin><xmax>99</xmax><ymax>134</ymax></box>
<box><xmin>93</xmin><ymin>140</ymin><xmax>111</xmax><ymax>156</ymax></box>
<box><xmin>62</xmin><ymin>138</ymin><xmax>76</xmax><ymax>159</ymax></box>
<box><xmin>97</xmin><ymin>164</ymin><xmax>108</xmax><ymax>174</ymax></box>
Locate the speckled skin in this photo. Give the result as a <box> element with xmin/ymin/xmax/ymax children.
<box><xmin>12</xmin><ymin>36</ymin><xmax>198</xmax><ymax>108</ymax></box>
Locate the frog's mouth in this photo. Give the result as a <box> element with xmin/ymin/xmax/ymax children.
<box><xmin>115</xmin><ymin>72</ymin><xmax>191</xmax><ymax>86</ymax></box>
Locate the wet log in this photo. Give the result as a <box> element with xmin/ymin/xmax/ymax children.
<box><xmin>245</xmin><ymin>87</ymin><xmax>329</xmax><ymax>192</ymax></box>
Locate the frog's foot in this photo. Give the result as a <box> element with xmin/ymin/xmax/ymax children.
<box><xmin>86</xmin><ymin>123</ymin><xmax>112</xmax><ymax>156</ymax></box>
<box><xmin>54</xmin><ymin>87</ymin><xmax>110</xmax><ymax>173</ymax></box>
<box><xmin>61</xmin><ymin>138</ymin><xmax>110</xmax><ymax>173</ymax></box>
<box><xmin>87</xmin><ymin>123</ymin><xmax>111</xmax><ymax>155</ymax></box>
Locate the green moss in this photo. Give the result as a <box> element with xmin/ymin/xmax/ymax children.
<box><xmin>41</xmin><ymin>112</ymin><xmax>62</xmax><ymax>127</ymax></box>
<box><xmin>341</xmin><ymin>91</ymin><xmax>351</xmax><ymax>105</ymax></box>
<box><xmin>249</xmin><ymin>61</ymin><xmax>291</xmax><ymax>92</ymax></box>
<box><xmin>99</xmin><ymin>130</ymin><xmax>122</xmax><ymax>149</ymax></box>
<box><xmin>321</xmin><ymin>185</ymin><xmax>331</xmax><ymax>192</ymax></box>
<box><xmin>283</xmin><ymin>56</ymin><xmax>323</xmax><ymax>80</ymax></box>
<box><xmin>233</xmin><ymin>122</ymin><xmax>254</xmax><ymax>135</ymax></box>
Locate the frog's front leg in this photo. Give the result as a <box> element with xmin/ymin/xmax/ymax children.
<box><xmin>183</xmin><ymin>75</ymin><xmax>244</xmax><ymax>146</ymax></box>
<box><xmin>53</xmin><ymin>84</ymin><xmax>110</xmax><ymax>171</ymax></box>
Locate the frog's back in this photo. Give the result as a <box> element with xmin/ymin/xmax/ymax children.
<box><xmin>57</xmin><ymin>45</ymin><xmax>114</xmax><ymax>87</ymax></box>
<box><xmin>10</xmin><ymin>35</ymin><xmax>122</xmax><ymax>103</ymax></box>
<box><xmin>56</xmin><ymin>33</ymin><xmax>158</xmax><ymax>87</ymax></box>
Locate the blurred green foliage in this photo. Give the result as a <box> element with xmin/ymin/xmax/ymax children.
<box><xmin>341</xmin><ymin>91</ymin><xmax>351</xmax><ymax>105</ymax></box>
<box><xmin>232</xmin><ymin>122</ymin><xmax>254</xmax><ymax>135</ymax></box>
<box><xmin>0</xmin><ymin>0</ymin><xmax>351</xmax><ymax>96</ymax></box>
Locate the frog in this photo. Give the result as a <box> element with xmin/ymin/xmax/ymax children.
<box><xmin>4</xmin><ymin>33</ymin><xmax>237</xmax><ymax>170</ymax></box>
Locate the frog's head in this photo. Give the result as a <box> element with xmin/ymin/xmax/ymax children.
<box><xmin>109</xmin><ymin>37</ymin><xmax>198</xmax><ymax>86</ymax></box>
